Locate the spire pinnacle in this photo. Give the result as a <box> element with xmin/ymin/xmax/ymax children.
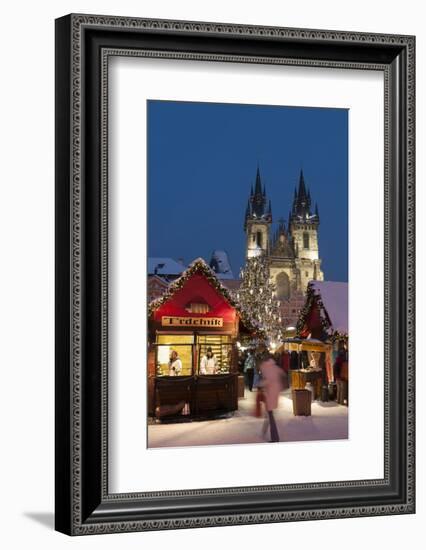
<box><xmin>254</xmin><ymin>166</ymin><xmax>262</xmax><ymax>196</ymax></box>
<box><xmin>246</xmin><ymin>166</ymin><xmax>269</xmax><ymax>220</ymax></box>
<box><xmin>298</xmin><ymin>169</ymin><xmax>307</xmax><ymax>198</ymax></box>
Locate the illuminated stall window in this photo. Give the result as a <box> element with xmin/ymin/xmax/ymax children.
<box><xmin>156</xmin><ymin>334</ymin><xmax>194</xmax><ymax>376</ymax></box>
<box><xmin>197</xmin><ymin>334</ymin><xmax>232</xmax><ymax>374</ymax></box>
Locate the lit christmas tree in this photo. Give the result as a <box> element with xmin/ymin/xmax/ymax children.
<box><xmin>235</xmin><ymin>255</ymin><xmax>283</xmax><ymax>346</ymax></box>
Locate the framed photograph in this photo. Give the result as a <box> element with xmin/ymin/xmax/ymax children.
<box><xmin>55</xmin><ymin>14</ymin><xmax>415</xmax><ymax>535</ymax></box>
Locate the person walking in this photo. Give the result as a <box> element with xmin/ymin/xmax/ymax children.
<box><xmin>243</xmin><ymin>348</ymin><xmax>256</xmax><ymax>390</ymax></box>
<box><xmin>259</xmin><ymin>354</ymin><xmax>283</xmax><ymax>442</ymax></box>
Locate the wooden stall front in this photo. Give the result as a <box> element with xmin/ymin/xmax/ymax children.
<box><xmin>147</xmin><ymin>259</ymin><xmax>262</xmax><ymax>419</ymax></box>
<box><xmin>280</xmin><ymin>338</ymin><xmax>331</xmax><ymax>399</ymax></box>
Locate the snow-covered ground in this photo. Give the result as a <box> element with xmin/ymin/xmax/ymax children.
<box><xmin>148</xmin><ymin>389</ymin><xmax>348</xmax><ymax>448</ymax></box>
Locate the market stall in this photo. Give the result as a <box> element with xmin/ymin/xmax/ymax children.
<box><xmin>278</xmin><ymin>338</ymin><xmax>330</xmax><ymax>399</ymax></box>
<box><xmin>295</xmin><ymin>280</ymin><xmax>349</xmax><ymax>403</ymax></box>
<box><xmin>147</xmin><ymin>258</ymin><xmax>264</xmax><ymax>419</ymax></box>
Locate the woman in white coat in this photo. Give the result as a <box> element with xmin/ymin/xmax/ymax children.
<box><xmin>168</xmin><ymin>350</ymin><xmax>182</xmax><ymax>376</ymax></box>
<box><xmin>200</xmin><ymin>346</ymin><xmax>218</xmax><ymax>374</ymax></box>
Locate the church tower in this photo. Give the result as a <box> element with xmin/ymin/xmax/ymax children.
<box><xmin>244</xmin><ymin>167</ymin><xmax>272</xmax><ymax>259</ymax></box>
<box><xmin>289</xmin><ymin>170</ymin><xmax>324</xmax><ymax>291</ymax></box>
<box><xmin>241</xmin><ymin>166</ymin><xmax>324</xmax><ymax>327</ymax></box>
<box><xmin>240</xmin><ymin>168</ymin><xmax>324</xmax><ymax>326</ymax></box>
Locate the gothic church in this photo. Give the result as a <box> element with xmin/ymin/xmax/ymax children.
<box><xmin>244</xmin><ymin>167</ymin><xmax>324</xmax><ymax>326</ymax></box>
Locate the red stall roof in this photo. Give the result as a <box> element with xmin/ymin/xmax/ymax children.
<box><xmin>149</xmin><ymin>258</ymin><xmax>265</xmax><ymax>337</ymax></box>
<box><xmin>297</xmin><ymin>280</ymin><xmax>348</xmax><ymax>338</ymax></box>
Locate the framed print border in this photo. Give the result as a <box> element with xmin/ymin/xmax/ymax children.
<box><xmin>55</xmin><ymin>14</ymin><xmax>415</xmax><ymax>535</ymax></box>
<box><xmin>102</xmin><ymin>49</ymin><xmax>389</xmax><ymax>497</ymax></box>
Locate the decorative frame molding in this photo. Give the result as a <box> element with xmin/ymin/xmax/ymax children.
<box><xmin>55</xmin><ymin>14</ymin><xmax>415</xmax><ymax>535</ymax></box>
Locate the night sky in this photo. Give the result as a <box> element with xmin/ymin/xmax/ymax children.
<box><xmin>147</xmin><ymin>100</ymin><xmax>348</xmax><ymax>282</ymax></box>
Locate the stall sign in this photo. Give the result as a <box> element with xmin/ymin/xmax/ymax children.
<box><xmin>161</xmin><ymin>316</ymin><xmax>223</xmax><ymax>327</ymax></box>
<box><xmin>301</xmin><ymin>342</ymin><xmax>329</xmax><ymax>351</ymax></box>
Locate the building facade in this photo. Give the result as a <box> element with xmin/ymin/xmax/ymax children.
<box><xmin>244</xmin><ymin>167</ymin><xmax>324</xmax><ymax>326</ymax></box>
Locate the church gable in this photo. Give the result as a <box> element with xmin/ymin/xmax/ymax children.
<box><xmin>270</xmin><ymin>220</ymin><xmax>294</xmax><ymax>259</ymax></box>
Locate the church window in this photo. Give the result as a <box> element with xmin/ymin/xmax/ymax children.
<box><xmin>256</xmin><ymin>231</ymin><xmax>263</xmax><ymax>248</ymax></box>
<box><xmin>303</xmin><ymin>232</ymin><xmax>309</xmax><ymax>249</ymax></box>
<box><xmin>276</xmin><ymin>272</ymin><xmax>290</xmax><ymax>300</ymax></box>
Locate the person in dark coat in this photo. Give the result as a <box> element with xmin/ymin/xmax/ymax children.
<box><xmin>243</xmin><ymin>349</ymin><xmax>256</xmax><ymax>391</ymax></box>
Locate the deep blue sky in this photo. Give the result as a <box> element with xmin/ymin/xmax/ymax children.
<box><xmin>147</xmin><ymin>100</ymin><xmax>348</xmax><ymax>282</ymax></box>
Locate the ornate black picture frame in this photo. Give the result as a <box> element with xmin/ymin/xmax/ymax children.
<box><xmin>55</xmin><ymin>14</ymin><xmax>415</xmax><ymax>535</ymax></box>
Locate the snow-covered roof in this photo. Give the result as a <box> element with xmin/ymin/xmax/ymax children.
<box><xmin>148</xmin><ymin>257</ymin><xmax>186</xmax><ymax>276</ymax></box>
<box><xmin>209</xmin><ymin>250</ymin><xmax>235</xmax><ymax>279</ymax></box>
<box><xmin>310</xmin><ymin>281</ymin><xmax>348</xmax><ymax>334</ymax></box>
<box><xmin>147</xmin><ymin>274</ymin><xmax>169</xmax><ymax>287</ymax></box>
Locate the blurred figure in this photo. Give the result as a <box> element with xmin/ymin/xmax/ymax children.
<box><xmin>253</xmin><ymin>343</ymin><xmax>268</xmax><ymax>390</ymax></box>
<box><xmin>279</xmin><ymin>350</ymin><xmax>290</xmax><ymax>390</ymax></box>
<box><xmin>238</xmin><ymin>349</ymin><xmax>247</xmax><ymax>374</ymax></box>
<box><xmin>243</xmin><ymin>348</ymin><xmax>255</xmax><ymax>390</ymax></box>
<box><xmin>252</xmin><ymin>344</ymin><xmax>268</xmax><ymax>416</ymax></box>
<box><xmin>200</xmin><ymin>346</ymin><xmax>218</xmax><ymax>374</ymax></box>
<box><xmin>333</xmin><ymin>343</ymin><xmax>348</xmax><ymax>404</ymax></box>
<box><xmin>168</xmin><ymin>350</ymin><xmax>182</xmax><ymax>376</ymax></box>
<box><xmin>259</xmin><ymin>354</ymin><xmax>284</xmax><ymax>442</ymax></box>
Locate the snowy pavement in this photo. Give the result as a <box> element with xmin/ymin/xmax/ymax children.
<box><xmin>148</xmin><ymin>389</ymin><xmax>348</xmax><ymax>448</ymax></box>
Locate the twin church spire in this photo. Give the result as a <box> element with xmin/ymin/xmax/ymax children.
<box><xmin>244</xmin><ymin>164</ymin><xmax>324</xmax><ymax>301</ymax></box>
<box><xmin>244</xmin><ymin>166</ymin><xmax>319</xmax><ymax>235</ymax></box>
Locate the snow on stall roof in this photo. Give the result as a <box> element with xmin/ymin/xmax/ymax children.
<box><xmin>147</xmin><ymin>257</ymin><xmax>186</xmax><ymax>276</ymax></box>
<box><xmin>310</xmin><ymin>280</ymin><xmax>348</xmax><ymax>334</ymax></box>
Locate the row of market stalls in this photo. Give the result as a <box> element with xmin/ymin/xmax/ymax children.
<box><xmin>147</xmin><ymin>258</ymin><xmax>348</xmax><ymax>419</ymax></box>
